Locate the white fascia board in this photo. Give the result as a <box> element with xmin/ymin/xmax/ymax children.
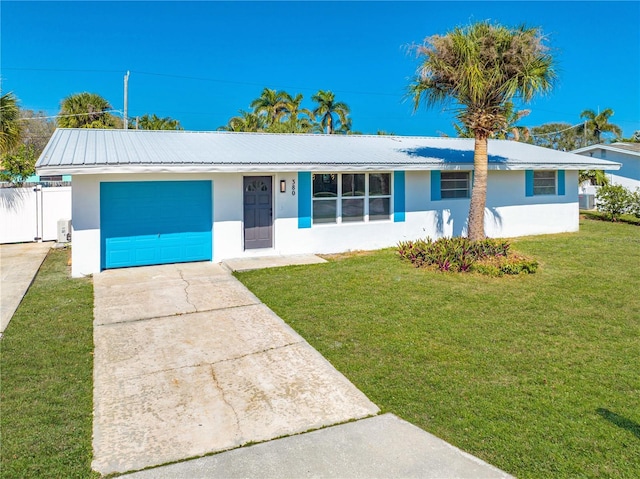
<box><xmin>572</xmin><ymin>144</ymin><xmax>640</xmax><ymax>157</ymax></box>
<box><xmin>36</xmin><ymin>160</ymin><xmax>621</xmax><ymax>176</ymax></box>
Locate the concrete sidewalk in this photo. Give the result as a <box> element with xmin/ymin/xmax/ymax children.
<box><xmin>0</xmin><ymin>242</ymin><xmax>52</xmax><ymax>335</ymax></box>
<box><xmin>92</xmin><ymin>261</ymin><xmax>379</xmax><ymax>475</ymax></box>
<box><xmin>122</xmin><ymin>413</ymin><xmax>513</xmax><ymax>479</ymax></box>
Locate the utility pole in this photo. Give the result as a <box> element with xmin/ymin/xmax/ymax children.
<box><xmin>123</xmin><ymin>70</ymin><xmax>130</xmax><ymax>129</ymax></box>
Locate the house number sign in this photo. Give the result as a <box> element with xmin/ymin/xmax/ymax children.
<box><xmin>291</xmin><ymin>179</ymin><xmax>296</xmax><ymax>196</ymax></box>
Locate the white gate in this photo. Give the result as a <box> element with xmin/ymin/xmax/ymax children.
<box><xmin>0</xmin><ymin>185</ymin><xmax>72</xmax><ymax>244</ymax></box>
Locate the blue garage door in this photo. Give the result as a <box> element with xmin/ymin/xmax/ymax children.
<box><xmin>100</xmin><ymin>181</ymin><xmax>212</xmax><ymax>269</ymax></box>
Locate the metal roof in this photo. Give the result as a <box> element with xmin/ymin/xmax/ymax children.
<box><xmin>573</xmin><ymin>142</ymin><xmax>640</xmax><ymax>157</ymax></box>
<box><xmin>37</xmin><ymin>129</ymin><xmax>621</xmax><ymax>175</ymax></box>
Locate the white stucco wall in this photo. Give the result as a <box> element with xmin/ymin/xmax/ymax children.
<box><xmin>578</xmin><ymin>148</ymin><xmax>640</xmax><ymax>190</ymax></box>
<box><xmin>70</xmin><ymin>170</ymin><xmax>579</xmax><ymax>277</ymax></box>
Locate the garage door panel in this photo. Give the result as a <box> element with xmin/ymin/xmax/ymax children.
<box><xmin>101</xmin><ymin>181</ymin><xmax>212</xmax><ymax>270</ymax></box>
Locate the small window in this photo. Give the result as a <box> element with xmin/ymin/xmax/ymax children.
<box><xmin>441</xmin><ymin>172</ymin><xmax>470</xmax><ymax>199</ymax></box>
<box><xmin>342</xmin><ymin>174</ymin><xmax>365</xmax><ymax>222</ymax></box>
<box><xmin>369</xmin><ymin>173</ymin><xmax>391</xmax><ymax>221</ymax></box>
<box><xmin>533</xmin><ymin>171</ymin><xmax>556</xmax><ymax>195</ymax></box>
<box><xmin>39</xmin><ymin>175</ymin><xmax>63</xmax><ymax>182</ymax></box>
<box><xmin>313</xmin><ymin>174</ymin><xmax>338</xmax><ymax>223</ymax></box>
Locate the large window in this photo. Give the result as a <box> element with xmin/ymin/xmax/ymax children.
<box><xmin>312</xmin><ymin>173</ymin><xmax>391</xmax><ymax>224</ymax></box>
<box><xmin>441</xmin><ymin>172</ymin><xmax>471</xmax><ymax>199</ymax></box>
<box><xmin>533</xmin><ymin>171</ymin><xmax>556</xmax><ymax>195</ymax></box>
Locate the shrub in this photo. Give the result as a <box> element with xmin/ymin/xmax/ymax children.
<box><xmin>596</xmin><ymin>184</ymin><xmax>631</xmax><ymax>221</ymax></box>
<box><xmin>397</xmin><ymin>237</ymin><xmax>531</xmax><ymax>275</ymax></box>
<box><xmin>472</xmin><ymin>254</ymin><xmax>538</xmax><ymax>277</ymax></box>
<box><xmin>629</xmin><ymin>189</ymin><xmax>640</xmax><ymax>219</ymax></box>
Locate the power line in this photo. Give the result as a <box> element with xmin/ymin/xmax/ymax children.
<box><xmin>530</xmin><ymin>122</ymin><xmax>584</xmax><ymax>138</ymax></box>
<box><xmin>17</xmin><ymin>110</ymin><xmax>123</xmax><ymax>121</ymax></box>
<box><xmin>4</xmin><ymin>66</ymin><xmax>401</xmax><ymax>98</ymax></box>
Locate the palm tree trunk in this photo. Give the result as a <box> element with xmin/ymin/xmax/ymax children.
<box><xmin>468</xmin><ymin>134</ymin><xmax>488</xmax><ymax>241</ymax></box>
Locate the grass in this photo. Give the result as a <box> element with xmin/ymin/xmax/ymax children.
<box><xmin>581</xmin><ymin>209</ymin><xmax>640</xmax><ymax>226</ymax></box>
<box><xmin>0</xmin><ymin>248</ymin><xmax>98</xmax><ymax>479</ymax></box>
<box><xmin>236</xmin><ymin>219</ymin><xmax>640</xmax><ymax>479</ymax></box>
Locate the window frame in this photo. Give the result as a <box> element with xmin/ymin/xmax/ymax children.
<box><xmin>311</xmin><ymin>172</ymin><xmax>392</xmax><ymax>225</ymax></box>
<box><xmin>532</xmin><ymin>170</ymin><xmax>557</xmax><ymax>196</ymax></box>
<box><xmin>440</xmin><ymin>171</ymin><xmax>471</xmax><ymax>199</ymax></box>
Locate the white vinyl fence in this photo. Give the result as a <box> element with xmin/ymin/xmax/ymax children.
<box><xmin>0</xmin><ymin>185</ymin><xmax>72</xmax><ymax>244</ymax></box>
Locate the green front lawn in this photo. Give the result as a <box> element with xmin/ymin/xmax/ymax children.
<box><xmin>237</xmin><ymin>219</ymin><xmax>640</xmax><ymax>479</ymax></box>
<box><xmin>0</xmin><ymin>248</ymin><xmax>97</xmax><ymax>479</ymax></box>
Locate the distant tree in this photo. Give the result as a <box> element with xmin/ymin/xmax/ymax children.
<box><xmin>579</xmin><ymin>170</ymin><xmax>609</xmax><ymax>186</ymax></box>
<box><xmin>250</xmin><ymin>88</ymin><xmax>290</xmax><ymax>129</ymax></box>
<box><xmin>219</xmin><ymin>110</ymin><xmax>265</xmax><ymax>132</ymax></box>
<box><xmin>376</xmin><ymin>130</ymin><xmax>396</xmax><ymax>135</ymax></box>
<box><xmin>408</xmin><ymin>21</ymin><xmax>555</xmax><ymax>240</ymax></box>
<box><xmin>615</xmin><ymin>130</ymin><xmax>640</xmax><ymax>143</ymax></box>
<box><xmin>311</xmin><ymin>90</ymin><xmax>351</xmax><ymax>134</ymax></box>
<box><xmin>58</xmin><ymin>92</ymin><xmax>118</xmax><ymax>128</ymax></box>
<box><xmin>530</xmin><ymin>122</ymin><xmax>581</xmax><ymax>151</ymax></box>
<box><xmin>1</xmin><ymin>92</ymin><xmax>22</xmax><ymax>154</ymax></box>
<box><xmin>281</xmin><ymin>93</ymin><xmax>315</xmax><ymax>133</ymax></box>
<box><xmin>0</xmin><ymin>144</ymin><xmax>37</xmax><ymax>185</ymax></box>
<box><xmin>19</xmin><ymin>109</ymin><xmax>57</xmax><ymax>156</ymax></box>
<box><xmin>579</xmin><ymin>108</ymin><xmax>622</xmax><ymax>144</ymax></box>
<box><xmin>137</xmin><ymin>114</ymin><xmax>183</xmax><ymax>130</ymax></box>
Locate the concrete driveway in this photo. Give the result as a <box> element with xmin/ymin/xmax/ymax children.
<box><xmin>92</xmin><ymin>261</ymin><xmax>379</xmax><ymax>476</ymax></box>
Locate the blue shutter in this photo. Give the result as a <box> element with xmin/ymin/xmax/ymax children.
<box><xmin>298</xmin><ymin>171</ymin><xmax>312</xmax><ymax>228</ymax></box>
<box><xmin>431</xmin><ymin>171</ymin><xmax>441</xmax><ymax>201</ymax></box>
<box><xmin>557</xmin><ymin>170</ymin><xmax>565</xmax><ymax>196</ymax></box>
<box><xmin>393</xmin><ymin>171</ymin><xmax>405</xmax><ymax>222</ymax></box>
<box><xmin>525</xmin><ymin>170</ymin><xmax>534</xmax><ymax>197</ymax></box>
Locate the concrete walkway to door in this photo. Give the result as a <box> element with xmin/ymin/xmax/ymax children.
<box><xmin>92</xmin><ymin>261</ymin><xmax>379</xmax><ymax>476</ymax></box>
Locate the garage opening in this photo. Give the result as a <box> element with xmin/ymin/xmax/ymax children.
<box><xmin>100</xmin><ymin>180</ymin><xmax>212</xmax><ymax>269</ymax></box>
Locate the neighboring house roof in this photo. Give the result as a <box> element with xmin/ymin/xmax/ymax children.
<box><xmin>572</xmin><ymin>142</ymin><xmax>640</xmax><ymax>157</ymax></box>
<box><xmin>37</xmin><ymin>128</ymin><xmax>621</xmax><ymax>175</ymax></box>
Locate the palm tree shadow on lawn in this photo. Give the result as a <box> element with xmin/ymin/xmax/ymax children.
<box><xmin>597</xmin><ymin>408</ymin><xmax>640</xmax><ymax>439</ymax></box>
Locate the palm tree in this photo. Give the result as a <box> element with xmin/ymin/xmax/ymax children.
<box><xmin>219</xmin><ymin>110</ymin><xmax>265</xmax><ymax>132</ymax></box>
<box><xmin>0</xmin><ymin>92</ymin><xmax>22</xmax><ymax>154</ymax></box>
<box><xmin>311</xmin><ymin>90</ymin><xmax>350</xmax><ymax>134</ymax></box>
<box><xmin>496</xmin><ymin>102</ymin><xmax>531</xmax><ymax>141</ymax></box>
<box><xmin>579</xmin><ymin>108</ymin><xmax>622</xmax><ymax>145</ymax></box>
<box><xmin>137</xmin><ymin>114</ymin><xmax>183</xmax><ymax>130</ymax></box>
<box><xmin>58</xmin><ymin>92</ymin><xmax>118</xmax><ymax>128</ymax></box>
<box><xmin>250</xmin><ymin>88</ymin><xmax>290</xmax><ymax>128</ymax></box>
<box><xmin>280</xmin><ymin>93</ymin><xmax>314</xmax><ymax>133</ymax></box>
<box><xmin>408</xmin><ymin>21</ymin><xmax>555</xmax><ymax>240</ymax></box>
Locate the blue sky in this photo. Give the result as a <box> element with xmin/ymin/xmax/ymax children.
<box><xmin>2</xmin><ymin>1</ymin><xmax>639</xmax><ymax>138</ymax></box>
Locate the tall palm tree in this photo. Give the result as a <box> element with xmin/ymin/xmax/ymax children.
<box><xmin>137</xmin><ymin>113</ymin><xmax>183</xmax><ymax>130</ymax></box>
<box><xmin>58</xmin><ymin>92</ymin><xmax>118</xmax><ymax>128</ymax></box>
<box><xmin>311</xmin><ymin>90</ymin><xmax>350</xmax><ymax>134</ymax></box>
<box><xmin>0</xmin><ymin>92</ymin><xmax>22</xmax><ymax>154</ymax></box>
<box><xmin>409</xmin><ymin>21</ymin><xmax>555</xmax><ymax>240</ymax></box>
<box><xmin>579</xmin><ymin>108</ymin><xmax>622</xmax><ymax>145</ymax></box>
<box><xmin>250</xmin><ymin>88</ymin><xmax>290</xmax><ymax>128</ymax></box>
